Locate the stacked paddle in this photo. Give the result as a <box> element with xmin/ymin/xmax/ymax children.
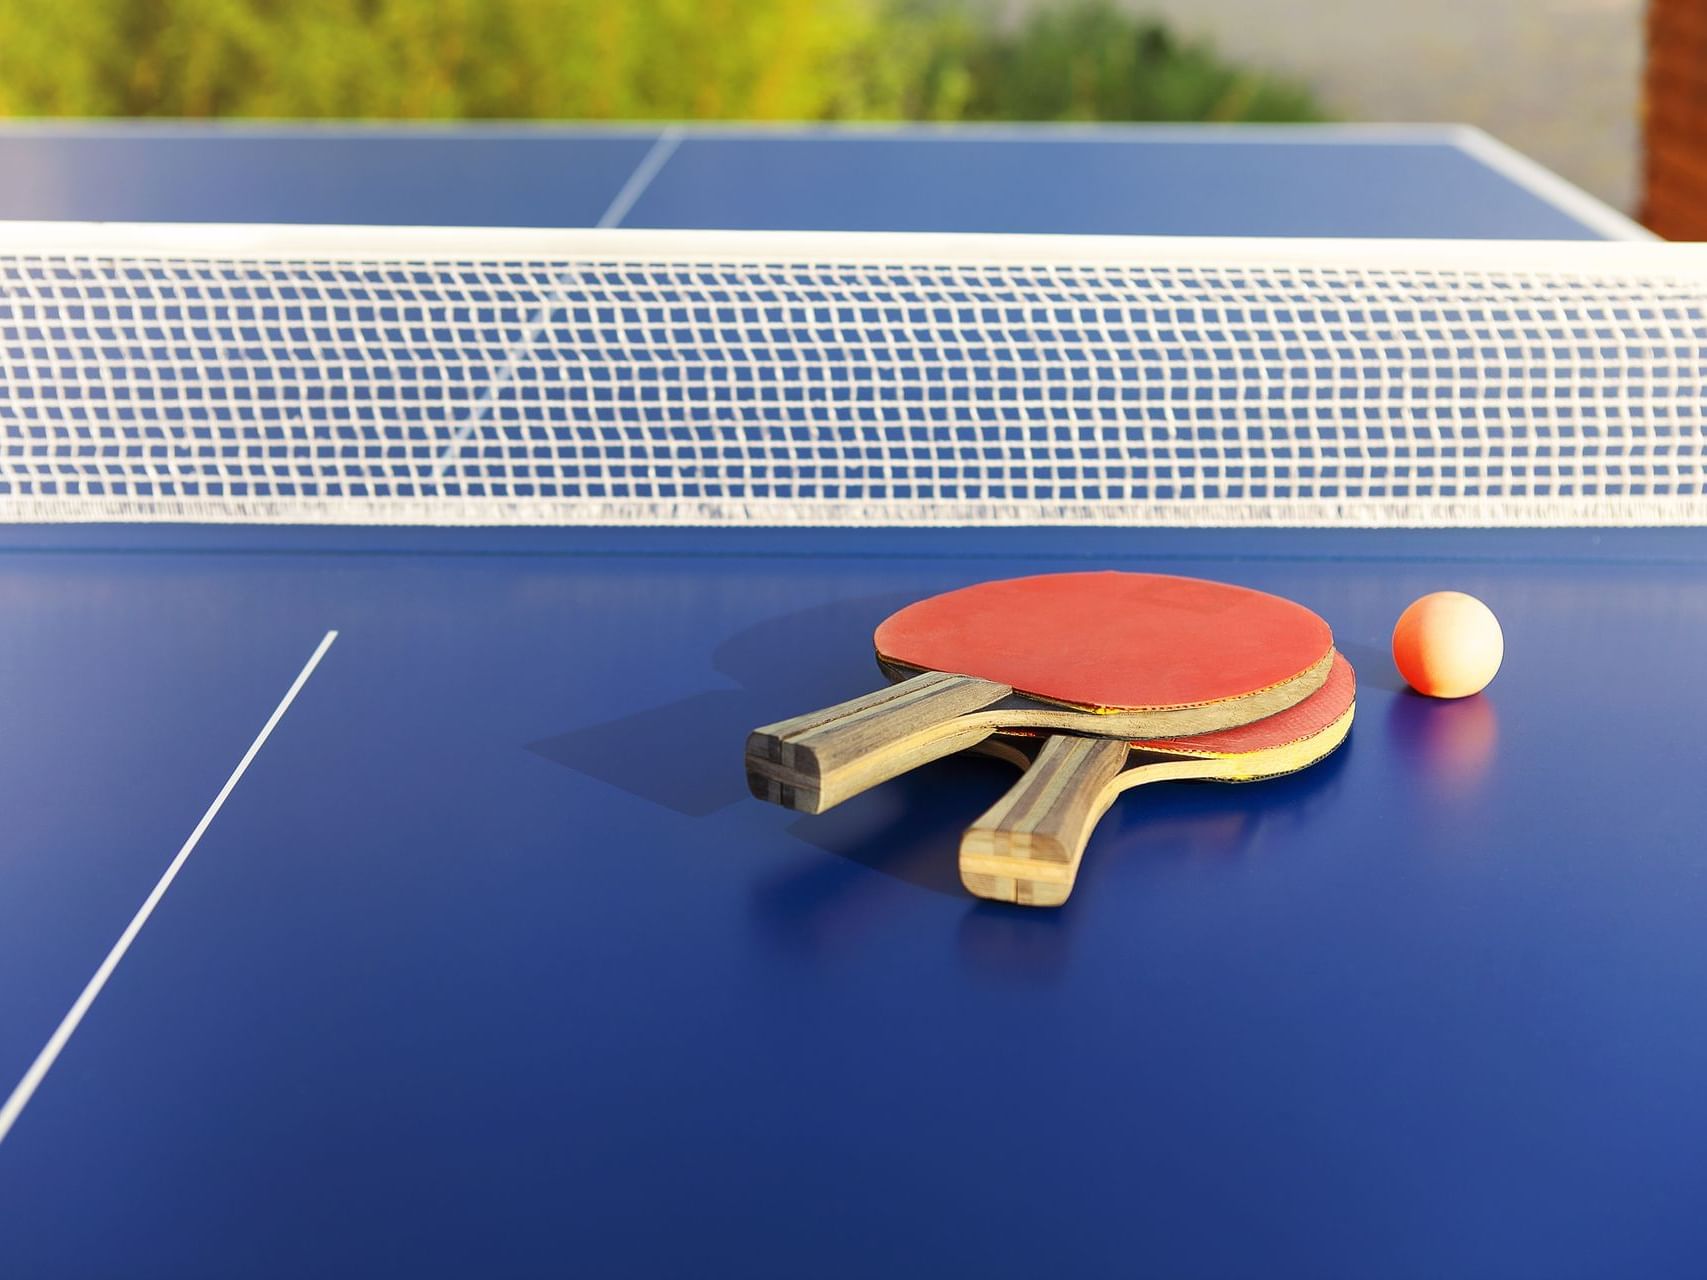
<box><xmin>746</xmin><ymin>571</ymin><xmax>1354</xmax><ymax>907</ymax></box>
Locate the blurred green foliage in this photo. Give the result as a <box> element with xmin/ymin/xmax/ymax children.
<box><xmin>0</xmin><ymin>0</ymin><xmax>1324</xmax><ymax>123</ymax></box>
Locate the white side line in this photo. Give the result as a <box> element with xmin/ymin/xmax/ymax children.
<box><xmin>597</xmin><ymin>128</ymin><xmax>681</xmax><ymax>228</ymax></box>
<box><xmin>1453</xmin><ymin>126</ymin><xmax>1656</xmax><ymax>242</ymax></box>
<box><xmin>0</xmin><ymin>629</ymin><xmax>340</xmax><ymax>1147</ymax></box>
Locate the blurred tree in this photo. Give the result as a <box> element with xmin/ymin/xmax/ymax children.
<box><xmin>946</xmin><ymin>2</ymin><xmax>1325</xmax><ymax>122</ymax></box>
<box><xmin>0</xmin><ymin>0</ymin><xmax>1323</xmax><ymax>123</ymax></box>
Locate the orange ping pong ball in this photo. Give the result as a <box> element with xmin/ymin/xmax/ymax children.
<box><xmin>1392</xmin><ymin>591</ymin><xmax>1504</xmax><ymax>698</ymax></box>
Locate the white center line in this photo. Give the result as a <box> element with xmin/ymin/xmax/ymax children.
<box><xmin>597</xmin><ymin>127</ymin><xmax>682</xmax><ymax>229</ymax></box>
<box><xmin>429</xmin><ymin>129</ymin><xmax>685</xmax><ymax>484</ymax></box>
<box><xmin>0</xmin><ymin>629</ymin><xmax>340</xmax><ymax>1146</ymax></box>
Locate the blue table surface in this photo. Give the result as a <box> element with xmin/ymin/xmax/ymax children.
<box><xmin>0</xmin><ymin>121</ymin><xmax>1644</xmax><ymax>239</ymax></box>
<box><xmin>1</xmin><ymin>127</ymin><xmax>1699</xmax><ymax>1278</ymax></box>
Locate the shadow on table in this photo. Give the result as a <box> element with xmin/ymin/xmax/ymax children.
<box><xmin>1332</xmin><ymin>638</ymin><xmax>1408</xmax><ymax>695</ymax></box>
<box><xmin>531</xmin><ymin>586</ymin><xmax>1364</xmax><ymax>976</ymax></box>
<box><xmin>746</xmin><ymin>720</ymin><xmax>1356</xmax><ymax>980</ymax></box>
<box><xmin>525</xmin><ymin>591</ymin><xmax>914</xmax><ymax>817</ymax></box>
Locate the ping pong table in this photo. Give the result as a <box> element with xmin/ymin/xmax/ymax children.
<box><xmin>2</xmin><ymin>123</ymin><xmax>1704</xmax><ymax>1279</ymax></box>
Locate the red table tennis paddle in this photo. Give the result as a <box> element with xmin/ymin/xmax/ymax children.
<box><xmin>747</xmin><ymin>571</ymin><xmax>1334</xmax><ymax>814</ymax></box>
<box><xmin>961</xmin><ymin>651</ymin><xmax>1356</xmax><ymax>907</ymax></box>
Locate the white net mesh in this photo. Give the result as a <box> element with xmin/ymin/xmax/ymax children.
<box><xmin>4</xmin><ymin>225</ymin><xmax>1707</xmax><ymax>525</ymax></box>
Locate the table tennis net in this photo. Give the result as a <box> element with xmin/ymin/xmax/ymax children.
<box><xmin>3</xmin><ymin>224</ymin><xmax>1707</xmax><ymax>526</ymax></box>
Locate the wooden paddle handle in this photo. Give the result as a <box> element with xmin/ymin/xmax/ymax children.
<box><xmin>747</xmin><ymin>671</ymin><xmax>1012</xmax><ymax>814</ymax></box>
<box><xmin>959</xmin><ymin>735</ymin><xmax>1133</xmax><ymax>908</ymax></box>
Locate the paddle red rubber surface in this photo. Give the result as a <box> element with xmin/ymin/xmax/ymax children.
<box><xmin>873</xmin><ymin>571</ymin><xmax>1332</xmax><ymax>712</ymax></box>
